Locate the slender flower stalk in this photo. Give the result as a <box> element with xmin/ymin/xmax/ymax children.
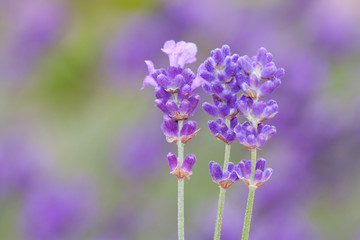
<box><xmin>198</xmin><ymin>45</ymin><xmax>242</xmax><ymax>239</ymax></box>
<box><xmin>177</xmin><ymin>120</ymin><xmax>184</xmax><ymax>240</ymax></box>
<box><xmin>241</xmin><ymin>149</ymin><xmax>256</xmax><ymax>240</ymax></box>
<box><xmin>234</xmin><ymin>47</ymin><xmax>284</xmax><ymax>240</ymax></box>
<box><xmin>142</xmin><ymin>40</ymin><xmax>200</xmax><ymax>240</ymax></box>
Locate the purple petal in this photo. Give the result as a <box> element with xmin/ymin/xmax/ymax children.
<box><xmin>252</xmin><ymin>101</ymin><xmax>266</xmax><ymax>118</ymax></box>
<box><xmin>161</xmin><ymin>115</ymin><xmax>178</xmax><ymax>137</ymax></box>
<box><xmin>167</xmin><ymin>152</ymin><xmax>178</xmax><ymax>171</ymax></box>
<box><xmin>202</xmin><ymin>102</ymin><xmax>218</xmax><ymax>117</ymax></box>
<box><xmin>256</xmin><ymin>47</ymin><xmax>268</xmax><ymax>65</ymax></box>
<box><xmin>218</xmin><ymin>103</ymin><xmax>230</xmax><ymax>117</ymax></box>
<box><xmin>261</xmin><ymin>63</ymin><xmax>277</xmax><ymax>79</ymax></box>
<box><xmin>187</xmin><ymin>95</ymin><xmax>200</xmax><ymax>115</ymax></box>
<box><xmin>210</xmin><ymin>162</ymin><xmax>223</xmax><ymax>180</ymax></box>
<box><xmin>221</xmin><ymin>45</ymin><xmax>231</xmax><ymax>56</ymax></box>
<box><xmin>255</xmin><ymin>158</ymin><xmax>266</xmax><ymax>171</ymax></box>
<box><xmin>204</xmin><ymin>58</ymin><xmax>216</xmax><ymax>73</ymax></box>
<box><xmin>254</xmin><ymin>169</ymin><xmax>263</xmax><ymax>182</ymax></box>
<box><xmin>166</xmin><ymin>100</ymin><xmax>179</xmax><ymax>115</ymax></box>
<box><xmin>182</xmin><ymin>154</ymin><xmax>196</xmax><ymax>172</ymax></box>
<box><xmin>208</xmin><ymin>121</ymin><xmax>219</xmax><ymax>135</ymax></box>
<box><xmin>239</xmin><ymin>56</ymin><xmax>253</xmax><ymax>74</ymax></box>
<box><xmin>155</xmin><ymin>99</ymin><xmax>170</xmax><ymax>114</ymax></box>
<box><xmin>244</xmin><ymin>160</ymin><xmax>252</xmax><ymax>177</ymax></box>
<box><xmin>180</xmin><ymin>121</ymin><xmax>197</xmax><ymax>136</ymax></box>
<box><xmin>229</xmin><ymin>171</ymin><xmax>238</xmax><ymax>181</ymax></box>
<box><xmin>156</xmin><ymin>74</ymin><xmax>170</xmax><ymax>88</ymax></box>
<box><xmin>230</xmin><ymin>116</ymin><xmax>238</xmax><ymax>129</ymax></box>
<box><xmin>263</xmin><ymin>168</ymin><xmax>273</xmax><ymax>181</ymax></box>
<box><xmin>227</xmin><ymin>162</ymin><xmax>235</xmax><ymax>172</ymax></box>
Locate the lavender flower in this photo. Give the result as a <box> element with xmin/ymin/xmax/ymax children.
<box><xmin>168</xmin><ymin>152</ymin><xmax>196</xmax><ymax>179</ymax></box>
<box><xmin>199</xmin><ymin>45</ymin><xmax>241</xmax><ymax>119</ymax></box>
<box><xmin>234</xmin><ymin>122</ymin><xmax>276</xmax><ymax>149</ymax></box>
<box><xmin>208</xmin><ymin>116</ymin><xmax>238</xmax><ymax>144</ymax></box>
<box><xmin>142</xmin><ymin>41</ymin><xmax>200</xmax><ymax>121</ymax></box>
<box><xmin>238</xmin><ymin>48</ymin><xmax>284</xmax><ymax>99</ymax></box>
<box><xmin>235</xmin><ymin>158</ymin><xmax>273</xmax><ymax>188</ymax></box>
<box><xmin>209</xmin><ymin>161</ymin><xmax>239</xmax><ymax>189</ymax></box>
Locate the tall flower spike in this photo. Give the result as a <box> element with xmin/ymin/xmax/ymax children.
<box><xmin>238</xmin><ymin>47</ymin><xmax>285</xmax><ymax>98</ymax></box>
<box><xmin>235</xmin><ymin>158</ymin><xmax>273</xmax><ymax>188</ymax></box>
<box><xmin>209</xmin><ymin>161</ymin><xmax>239</xmax><ymax>189</ymax></box>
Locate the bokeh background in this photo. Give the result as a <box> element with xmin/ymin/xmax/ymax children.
<box><xmin>1</xmin><ymin>0</ymin><xmax>360</xmax><ymax>239</ymax></box>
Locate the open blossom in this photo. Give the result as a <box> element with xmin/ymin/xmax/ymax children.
<box><xmin>142</xmin><ymin>40</ymin><xmax>200</xmax><ymax>121</ymax></box>
<box><xmin>208</xmin><ymin>116</ymin><xmax>238</xmax><ymax>144</ymax></box>
<box><xmin>209</xmin><ymin>161</ymin><xmax>239</xmax><ymax>189</ymax></box>
<box><xmin>161</xmin><ymin>40</ymin><xmax>197</xmax><ymax>68</ymax></box>
<box><xmin>235</xmin><ymin>158</ymin><xmax>273</xmax><ymax>188</ymax></box>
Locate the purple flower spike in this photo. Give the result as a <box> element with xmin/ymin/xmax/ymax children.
<box><xmin>209</xmin><ymin>161</ymin><xmax>239</xmax><ymax>189</ymax></box>
<box><xmin>207</xmin><ymin>117</ymin><xmax>238</xmax><ymax>144</ymax></box>
<box><xmin>161</xmin><ymin>115</ymin><xmax>178</xmax><ymax>143</ymax></box>
<box><xmin>198</xmin><ymin>45</ymin><xmax>241</xmax><ymax>119</ymax></box>
<box><xmin>180</xmin><ymin>120</ymin><xmax>200</xmax><ymax>144</ymax></box>
<box><xmin>234</xmin><ymin>122</ymin><xmax>276</xmax><ymax>149</ymax></box>
<box><xmin>161</xmin><ymin>40</ymin><xmax>197</xmax><ymax>68</ymax></box>
<box><xmin>235</xmin><ymin>158</ymin><xmax>273</xmax><ymax>188</ymax></box>
<box><xmin>169</xmin><ymin>152</ymin><xmax>197</xmax><ymax>179</ymax></box>
<box><xmin>238</xmin><ymin>48</ymin><xmax>284</xmax><ymax>99</ymax></box>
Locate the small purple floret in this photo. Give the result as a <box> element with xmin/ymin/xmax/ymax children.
<box><xmin>207</xmin><ymin>116</ymin><xmax>239</xmax><ymax>144</ymax></box>
<box><xmin>167</xmin><ymin>152</ymin><xmax>196</xmax><ymax>179</ymax></box>
<box><xmin>234</xmin><ymin>122</ymin><xmax>276</xmax><ymax>149</ymax></box>
<box><xmin>235</xmin><ymin>158</ymin><xmax>272</xmax><ymax>188</ymax></box>
<box><xmin>182</xmin><ymin>154</ymin><xmax>196</xmax><ymax>172</ymax></box>
<box><xmin>167</xmin><ymin>152</ymin><xmax>178</xmax><ymax>171</ymax></box>
<box><xmin>209</xmin><ymin>161</ymin><xmax>239</xmax><ymax>189</ymax></box>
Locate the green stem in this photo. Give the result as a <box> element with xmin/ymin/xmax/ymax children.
<box><xmin>241</xmin><ymin>149</ymin><xmax>257</xmax><ymax>240</ymax></box>
<box><xmin>214</xmin><ymin>118</ymin><xmax>231</xmax><ymax>240</ymax></box>
<box><xmin>177</xmin><ymin>120</ymin><xmax>184</xmax><ymax>240</ymax></box>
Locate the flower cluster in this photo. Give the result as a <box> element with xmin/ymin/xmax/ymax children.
<box><xmin>142</xmin><ymin>40</ymin><xmax>200</xmax><ymax>179</ymax></box>
<box><xmin>200</xmin><ymin>45</ymin><xmax>241</xmax><ymax>119</ymax></box>
<box><xmin>235</xmin><ymin>159</ymin><xmax>273</xmax><ymax>188</ymax></box>
<box><xmin>209</xmin><ymin>161</ymin><xmax>239</xmax><ymax>189</ymax></box>
<box><xmin>199</xmin><ymin>46</ymin><xmax>284</xmax><ymax>188</ymax></box>
<box><xmin>168</xmin><ymin>153</ymin><xmax>196</xmax><ymax>179</ymax></box>
<box><xmin>208</xmin><ymin>116</ymin><xmax>238</xmax><ymax>144</ymax></box>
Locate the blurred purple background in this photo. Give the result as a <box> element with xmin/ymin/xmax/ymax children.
<box><xmin>1</xmin><ymin>0</ymin><xmax>360</xmax><ymax>239</ymax></box>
